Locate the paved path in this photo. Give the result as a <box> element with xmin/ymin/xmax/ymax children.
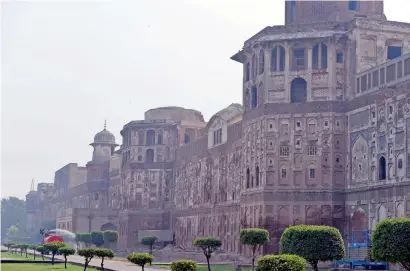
<box><xmin>28</xmin><ymin>250</ymin><xmax>166</xmax><ymax>271</ymax></box>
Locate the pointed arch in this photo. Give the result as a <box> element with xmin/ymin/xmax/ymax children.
<box><xmin>290</xmin><ymin>77</ymin><xmax>307</xmax><ymax>103</ymax></box>
<box><xmin>351</xmin><ymin>208</ymin><xmax>368</xmax><ymax>230</ymax></box>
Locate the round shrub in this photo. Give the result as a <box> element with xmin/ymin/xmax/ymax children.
<box><xmin>171</xmin><ymin>259</ymin><xmax>199</xmax><ymax>271</ymax></box>
<box><xmin>257</xmin><ymin>254</ymin><xmax>306</xmax><ymax>271</ymax></box>
<box><xmin>127</xmin><ymin>252</ymin><xmax>153</xmax><ymax>271</ymax></box>
<box><xmin>372</xmin><ymin>217</ymin><xmax>410</xmax><ymax>271</ymax></box>
<box><xmin>280</xmin><ymin>225</ymin><xmax>344</xmax><ymax>271</ymax></box>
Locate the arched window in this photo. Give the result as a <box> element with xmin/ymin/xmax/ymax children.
<box><xmin>138</xmin><ymin>131</ymin><xmax>145</xmax><ymax>145</ymax></box>
<box><xmin>398</xmin><ymin>158</ymin><xmax>403</xmax><ymax>169</ymax></box>
<box><xmin>252</xmin><ymin>54</ymin><xmax>257</xmax><ymax>79</ymax></box>
<box><xmin>251</xmin><ymin>87</ymin><xmax>258</xmax><ymax>108</ymax></box>
<box><xmin>290</xmin><ymin>77</ymin><xmax>307</xmax><ymax>103</ymax></box>
<box><xmin>259</xmin><ymin>50</ymin><xmax>265</xmax><ymax>74</ymax></box>
<box><xmin>157</xmin><ymin>130</ymin><xmax>163</xmax><ymax>144</ymax></box>
<box><xmin>246</xmin><ymin>168</ymin><xmax>250</xmax><ymax>188</ymax></box>
<box><xmin>146</xmin><ymin>149</ymin><xmax>154</xmax><ymax>163</ymax></box>
<box><xmin>379</xmin><ymin>156</ymin><xmax>386</xmax><ymax>180</ymax></box>
<box><xmin>312</xmin><ymin>43</ymin><xmax>327</xmax><ymax>69</ymax></box>
<box><xmin>255</xmin><ymin>166</ymin><xmax>260</xmax><ymax>186</ymax></box>
<box><xmin>271</xmin><ymin>45</ymin><xmax>286</xmax><ymax>72</ymax></box>
<box><xmin>146</xmin><ymin>130</ymin><xmax>155</xmax><ymax>145</ymax></box>
<box><xmin>348</xmin><ymin>0</ymin><xmax>359</xmax><ymax>11</ymax></box>
<box><xmin>184</xmin><ymin>133</ymin><xmax>190</xmax><ymax>144</ymax></box>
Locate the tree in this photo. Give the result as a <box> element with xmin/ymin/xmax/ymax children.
<box><xmin>4</xmin><ymin>242</ymin><xmax>16</xmax><ymax>252</ymax></box>
<box><xmin>78</xmin><ymin>248</ymin><xmax>95</xmax><ymax>271</ymax></box>
<box><xmin>141</xmin><ymin>236</ymin><xmax>158</xmax><ymax>255</ymax></box>
<box><xmin>36</xmin><ymin>245</ymin><xmax>47</xmax><ymax>260</ymax></box>
<box><xmin>170</xmin><ymin>260</ymin><xmax>199</xmax><ymax>271</ymax></box>
<box><xmin>94</xmin><ymin>248</ymin><xmax>115</xmax><ymax>271</ymax></box>
<box><xmin>240</xmin><ymin>228</ymin><xmax>269</xmax><ymax>271</ymax></box>
<box><xmin>59</xmin><ymin>247</ymin><xmax>75</xmax><ymax>269</ymax></box>
<box><xmin>82</xmin><ymin>232</ymin><xmax>92</xmax><ymax>247</ymax></box>
<box><xmin>91</xmin><ymin>231</ymin><xmax>104</xmax><ymax>247</ymax></box>
<box><xmin>127</xmin><ymin>252</ymin><xmax>154</xmax><ymax>271</ymax></box>
<box><xmin>194</xmin><ymin>237</ymin><xmax>222</xmax><ymax>271</ymax></box>
<box><xmin>103</xmin><ymin>230</ymin><xmax>118</xmax><ymax>248</ymax></box>
<box><xmin>257</xmin><ymin>254</ymin><xmax>306</xmax><ymax>271</ymax></box>
<box><xmin>20</xmin><ymin>244</ymin><xmax>29</xmax><ymax>258</ymax></box>
<box><xmin>1</xmin><ymin>197</ymin><xmax>27</xmax><ymax>242</ymax></box>
<box><xmin>43</xmin><ymin>241</ymin><xmax>67</xmax><ymax>265</ymax></box>
<box><xmin>29</xmin><ymin>244</ymin><xmax>38</xmax><ymax>260</ymax></box>
<box><xmin>280</xmin><ymin>225</ymin><xmax>345</xmax><ymax>271</ymax></box>
<box><xmin>6</xmin><ymin>225</ymin><xmax>19</xmax><ymax>241</ymax></box>
<box><xmin>372</xmin><ymin>217</ymin><xmax>410</xmax><ymax>271</ymax></box>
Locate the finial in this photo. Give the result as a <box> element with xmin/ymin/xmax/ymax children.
<box><xmin>104</xmin><ymin>120</ymin><xmax>107</xmax><ymax>130</ymax></box>
<box><xmin>31</xmin><ymin>178</ymin><xmax>34</xmax><ymax>191</ymax></box>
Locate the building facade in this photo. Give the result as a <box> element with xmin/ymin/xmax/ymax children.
<box><xmin>27</xmin><ymin>0</ymin><xmax>410</xmax><ymax>257</ymax></box>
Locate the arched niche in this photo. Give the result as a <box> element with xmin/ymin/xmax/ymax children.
<box><xmin>290</xmin><ymin>77</ymin><xmax>307</xmax><ymax>103</ymax></box>
<box><xmin>101</xmin><ymin>222</ymin><xmax>117</xmax><ymax>231</ymax></box>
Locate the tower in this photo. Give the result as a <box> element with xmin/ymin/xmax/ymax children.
<box><xmin>285</xmin><ymin>0</ymin><xmax>385</xmax><ymax>25</ymax></box>
<box><xmin>90</xmin><ymin>121</ymin><xmax>118</xmax><ymax>163</ymax></box>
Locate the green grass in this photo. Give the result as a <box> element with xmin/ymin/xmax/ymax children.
<box><xmin>154</xmin><ymin>264</ymin><xmax>253</xmax><ymax>271</ymax></box>
<box><xmin>1</xmin><ymin>251</ymin><xmax>41</xmax><ymax>260</ymax></box>
<box><xmin>1</xmin><ymin>263</ymin><xmax>98</xmax><ymax>270</ymax></box>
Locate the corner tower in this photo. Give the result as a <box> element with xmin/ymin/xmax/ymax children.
<box><xmin>285</xmin><ymin>0</ymin><xmax>385</xmax><ymax>25</ymax></box>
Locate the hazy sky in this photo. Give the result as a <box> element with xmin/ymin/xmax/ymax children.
<box><xmin>1</xmin><ymin>0</ymin><xmax>407</xmax><ymax>199</ymax></box>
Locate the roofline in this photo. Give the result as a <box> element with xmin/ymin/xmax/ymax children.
<box><xmin>230</xmin><ymin>50</ymin><xmax>244</xmax><ymax>63</ymax></box>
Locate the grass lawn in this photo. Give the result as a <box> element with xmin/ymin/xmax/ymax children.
<box><xmin>1</xmin><ymin>251</ymin><xmax>41</xmax><ymax>260</ymax></box>
<box><xmin>1</xmin><ymin>263</ymin><xmax>99</xmax><ymax>271</ymax></box>
<box><xmin>154</xmin><ymin>264</ymin><xmax>253</xmax><ymax>271</ymax></box>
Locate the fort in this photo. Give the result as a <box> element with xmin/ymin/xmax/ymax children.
<box><xmin>25</xmin><ymin>0</ymin><xmax>410</xmax><ymax>259</ymax></box>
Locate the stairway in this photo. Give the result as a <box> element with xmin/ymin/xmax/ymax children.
<box><xmin>348</xmin><ymin>246</ymin><xmax>370</xmax><ymax>260</ymax></box>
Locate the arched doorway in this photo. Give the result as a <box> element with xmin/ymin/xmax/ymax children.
<box><xmin>351</xmin><ymin>208</ymin><xmax>368</xmax><ymax>242</ymax></box>
<box><xmin>101</xmin><ymin>222</ymin><xmax>117</xmax><ymax>231</ymax></box>
<box><xmin>146</xmin><ymin>149</ymin><xmax>154</xmax><ymax>163</ymax></box>
<box><xmin>146</xmin><ymin>130</ymin><xmax>156</xmax><ymax>145</ymax></box>
<box><xmin>290</xmin><ymin>78</ymin><xmax>307</xmax><ymax>103</ymax></box>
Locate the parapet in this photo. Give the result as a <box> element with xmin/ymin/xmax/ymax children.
<box><xmin>144</xmin><ymin>106</ymin><xmax>205</xmax><ymax>123</ymax></box>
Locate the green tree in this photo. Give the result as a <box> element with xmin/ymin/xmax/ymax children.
<box><xmin>127</xmin><ymin>252</ymin><xmax>153</xmax><ymax>271</ymax></box>
<box><xmin>6</xmin><ymin>225</ymin><xmax>19</xmax><ymax>241</ymax></box>
<box><xmin>103</xmin><ymin>230</ymin><xmax>118</xmax><ymax>248</ymax></box>
<box><xmin>240</xmin><ymin>228</ymin><xmax>269</xmax><ymax>271</ymax></box>
<box><xmin>4</xmin><ymin>242</ymin><xmax>16</xmax><ymax>252</ymax></box>
<box><xmin>141</xmin><ymin>236</ymin><xmax>158</xmax><ymax>255</ymax></box>
<box><xmin>59</xmin><ymin>247</ymin><xmax>75</xmax><ymax>269</ymax></box>
<box><xmin>43</xmin><ymin>241</ymin><xmax>67</xmax><ymax>265</ymax></box>
<box><xmin>1</xmin><ymin>197</ymin><xmax>27</xmax><ymax>241</ymax></box>
<box><xmin>28</xmin><ymin>244</ymin><xmax>38</xmax><ymax>260</ymax></box>
<box><xmin>82</xmin><ymin>232</ymin><xmax>92</xmax><ymax>247</ymax></box>
<box><xmin>194</xmin><ymin>237</ymin><xmax>222</xmax><ymax>271</ymax></box>
<box><xmin>36</xmin><ymin>245</ymin><xmax>47</xmax><ymax>260</ymax></box>
<box><xmin>257</xmin><ymin>254</ymin><xmax>306</xmax><ymax>271</ymax></box>
<box><xmin>78</xmin><ymin>248</ymin><xmax>96</xmax><ymax>271</ymax></box>
<box><xmin>372</xmin><ymin>217</ymin><xmax>410</xmax><ymax>271</ymax></box>
<box><xmin>91</xmin><ymin>231</ymin><xmax>104</xmax><ymax>247</ymax></box>
<box><xmin>94</xmin><ymin>248</ymin><xmax>115</xmax><ymax>271</ymax></box>
<box><xmin>280</xmin><ymin>225</ymin><xmax>345</xmax><ymax>271</ymax></box>
<box><xmin>170</xmin><ymin>260</ymin><xmax>199</xmax><ymax>271</ymax></box>
<box><xmin>20</xmin><ymin>244</ymin><xmax>29</xmax><ymax>257</ymax></box>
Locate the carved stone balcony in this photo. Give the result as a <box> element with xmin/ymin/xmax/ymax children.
<box><xmin>356</xmin><ymin>53</ymin><xmax>410</xmax><ymax>95</ymax></box>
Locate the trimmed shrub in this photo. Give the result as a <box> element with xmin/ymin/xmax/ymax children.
<box><xmin>28</xmin><ymin>244</ymin><xmax>38</xmax><ymax>260</ymax></box>
<box><xmin>59</xmin><ymin>247</ymin><xmax>75</xmax><ymax>269</ymax></box>
<box><xmin>78</xmin><ymin>248</ymin><xmax>96</xmax><ymax>271</ymax></box>
<box><xmin>36</xmin><ymin>245</ymin><xmax>47</xmax><ymax>260</ymax></box>
<box><xmin>194</xmin><ymin>237</ymin><xmax>222</xmax><ymax>271</ymax></box>
<box><xmin>103</xmin><ymin>230</ymin><xmax>118</xmax><ymax>248</ymax></box>
<box><xmin>20</xmin><ymin>244</ymin><xmax>29</xmax><ymax>257</ymax></box>
<box><xmin>171</xmin><ymin>259</ymin><xmax>199</xmax><ymax>271</ymax></box>
<box><xmin>372</xmin><ymin>217</ymin><xmax>410</xmax><ymax>271</ymax></box>
<box><xmin>94</xmin><ymin>248</ymin><xmax>115</xmax><ymax>271</ymax></box>
<box><xmin>280</xmin><ymin>225</ymin><xmax>345</xmax><ymax>271</ymax></box>
<box><xmin>141</xmin><ymin>236</ymin><xmax>158</xmax><ymax>255</ymax></box>
<box><xmin>240</xmin><ymin>228</ymin><xmax>270</xmax><ymax>271</ymax></box>
<box><xmin>91</xmin><ymin>231</ymin><xmax>105</xmax><ymax>247</ymax></box>
<box><xmin>43</xmin><ymin>241</ymin><xmax>67</xmax><ymax>265</ymax></box>
<box><xmin>257</xmin><ymin>254</ymin><xmax>306</xmax><ymax>271</ymax></box>
<box><xmin>127</xmin><ymin>252</ymin><xmax>154</xmax><ymax>271</ymax></box>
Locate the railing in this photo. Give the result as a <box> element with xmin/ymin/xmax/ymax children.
<box><xmin>356</xmin><ymin>53</ymin><xmax>410</xmax><ymax>95</ymax></box>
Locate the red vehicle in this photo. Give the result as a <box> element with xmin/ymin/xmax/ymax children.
<box><xmin>41</xmin><ymin>229</ymin><xmax>65</xmax><ymax>244</ymax></box>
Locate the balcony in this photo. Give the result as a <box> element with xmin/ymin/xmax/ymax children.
<box><xmin>356</xmin><ymin>53</ymin><xmax>410</xmax><ymax>95</ymax></box>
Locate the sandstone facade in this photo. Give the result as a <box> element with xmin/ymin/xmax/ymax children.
<box><xmin>27</xmin><ymin>0</ymin><xmax>410</xmax><ymax>258</ymax></box>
